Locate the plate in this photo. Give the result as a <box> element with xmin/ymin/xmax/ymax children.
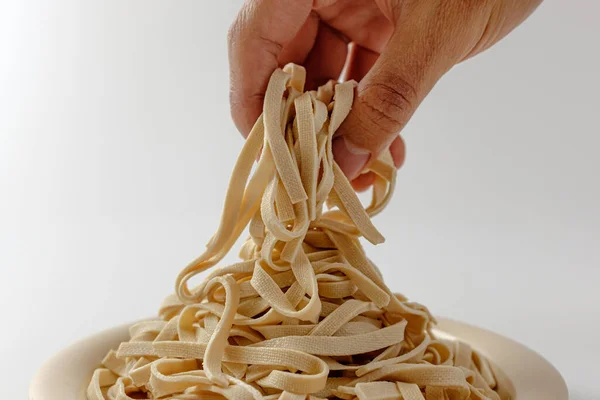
<box><xmin>29</xmin><ymin>317</ymin><xmax>568</xmax><ymax>399</ymax></box>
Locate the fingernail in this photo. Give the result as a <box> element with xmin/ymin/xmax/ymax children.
<box><xmin>332</xmin><ymin>136</ymin><xmax>371</xmax><ymax>180</ymax></box>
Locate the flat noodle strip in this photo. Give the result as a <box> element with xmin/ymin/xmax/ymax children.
<box><xmin>88</xmin><ymin>64</ymin><xmax>504</xmax><ymax>400</ymax></box>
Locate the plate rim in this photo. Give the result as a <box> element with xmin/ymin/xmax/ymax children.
<box><xmin>30</xmin><ymin>317</ymin><xmax>568</xmax><ymax>400</ymax></box>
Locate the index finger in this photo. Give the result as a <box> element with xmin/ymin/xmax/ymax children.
<box><xmin>228</xmin><ymin>0</ymin><xmax>312</xmax><ymax>136</ymax></box>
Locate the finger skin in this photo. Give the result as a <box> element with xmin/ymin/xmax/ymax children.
<box><xmin>343</xmin><ymin>45</ymin><xmax>406</xmax><ymax>174</ymax></box>
<box><xmin>343</xmin><ymin>43</ymin><xmax>379</xmax><ymax>83</ymax></box>
<box><xmin>389</xmin><ymin>135</ymin><xmax>406</xmax><ymax>169</ymax></box>
<box><xmin>228</xmin><ymin>0</ymin><xmax>312</xmax><ymax>136</ymax></box>
<box><xmin>303</xmin><ymin>23</ymin><xmax>349</xmax><ymax>90</ymax></box>
<box><xmin>351</xmin><ymin>172</ymin><xmax>376</xmax><ymax>192</ymax></box>
<box><xmin>332</xmin><ymin>136</ymin><xmax>371</xmax><ymax>180</ymax></box>
<box><xmin>277</xmin><ymin>12</ymin><xmax>319</xmax><ymax>67</ymax></box>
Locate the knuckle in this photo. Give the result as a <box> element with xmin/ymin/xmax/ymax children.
<box><xmin>256</xmin><ymin>35</ymin><xmax>283</xmax><ymax>60</ymax></box>
<box><xmin>228</xmin><ymin>19</ymin><xmax>282</xmax><ymax>62</ymax></box>
<box><xmin>358</xmin><ymin>73</ymin><xmax>418</xmax><ymax>137</ymax></box>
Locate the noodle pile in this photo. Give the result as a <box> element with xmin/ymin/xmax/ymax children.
<box><xmin>88</xmin><ymin>64</ymin><xmax>503</xmax><ymax>400</ymax></box>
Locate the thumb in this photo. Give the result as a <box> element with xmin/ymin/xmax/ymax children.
<box><xmin>333</xmin><ymin>1</ymin><xmax>471</xmax><ymax>179</ymax></box>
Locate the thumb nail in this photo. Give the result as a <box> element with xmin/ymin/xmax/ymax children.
<box><xmin>332</xmin><ymin>136</ymin><xmax>371</xmax><ymax>180</ymax></box>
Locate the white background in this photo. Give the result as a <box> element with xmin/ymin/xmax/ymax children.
<box><xmin>1</xmin><ymin>1</ymin><xmax>598</xmax><ymax>398</ymax></box>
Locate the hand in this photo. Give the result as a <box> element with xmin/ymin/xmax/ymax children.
<box><xmin>228</xmin><ymin>0</ymin><xmax>541</xmax><ymax>190</ymax></box>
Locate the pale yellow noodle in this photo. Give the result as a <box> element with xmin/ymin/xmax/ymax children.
<box><xmin>88</xmin><ymin>64</ymin><xmax>504</xmax><ymax>400</ymax></box>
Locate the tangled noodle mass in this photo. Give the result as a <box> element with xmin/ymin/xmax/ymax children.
<box><xmin>88</xmin><ymin>64</ymin><xmax>503</xmax><ymax>400</ymax></box>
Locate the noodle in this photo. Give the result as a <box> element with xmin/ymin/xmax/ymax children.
<box><xmin>87</xmin><ymin>64</ymin><xmax>502</xmax><ymax>400</ymax></box>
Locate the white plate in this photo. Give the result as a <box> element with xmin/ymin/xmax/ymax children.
<box><xmin>29</xmin><ymin>317</ymin><xmax>568</xmax><ymax>400</ymax></box>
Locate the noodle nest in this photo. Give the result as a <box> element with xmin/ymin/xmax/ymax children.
<box><xmin>88</xmin><ymin>64</ymin><xmax>503</xmax><ymax>400</ymax></box>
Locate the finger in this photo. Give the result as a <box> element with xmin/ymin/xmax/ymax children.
<box><xmin>351</xmin><ymin>172</ymin><xmax>376</xmax><ymax>192</ymax></box>
<box><xmin>389</xmin><ymin>134</ymin><xmax>405</xmax><ymax>169</ymax></box>
<box><xmin>333</xmin><ymin>0</ymin><xmax>484</xmax><ymax>179</ymax></box>
<box><xmin>349</xmin><ymin>136</ymin><xmax>402</xmax><ymax>192</ymax></box>
<box><xmin>304</xmin><ymin>22</ymin><xmax>349</xmax><ymax>90</ymax></box>
<box><xmin>332</xmin><ymin>45</ymin><xmax>379</xmax><ymax>181</ymax></box>
<box><xmin>228</xmin><ymin>0</ymin><xmax>312</xmax><ymax>136</ymax></box>
<box><xmin>278</xmin><ymin>11</ymin><xmax>319</xmax><ymax>66</ymax></box>
<box><xmin>333</xmin><ymin>134</ymin><xmax>405</xmax><ymax>183</ymax></box>
<box><xmin>331</xmin><ymin>136</ymin><xmax>371</xmax><ymax>181</ymax></box>
<box><xmin>346</xmin><ymin>47</ymin><xmax>406</xmax><ymax>171</ymax></box>
<box><xmin>342</xmin><ymin>43</ymin><xmax>379</xmax><ymax>83</ymax></box>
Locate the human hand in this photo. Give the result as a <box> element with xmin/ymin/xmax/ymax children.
<box><xmin>228</xmin><ymin>0</ymin><xmax>541</xmax><ymax>190</ymax></box>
